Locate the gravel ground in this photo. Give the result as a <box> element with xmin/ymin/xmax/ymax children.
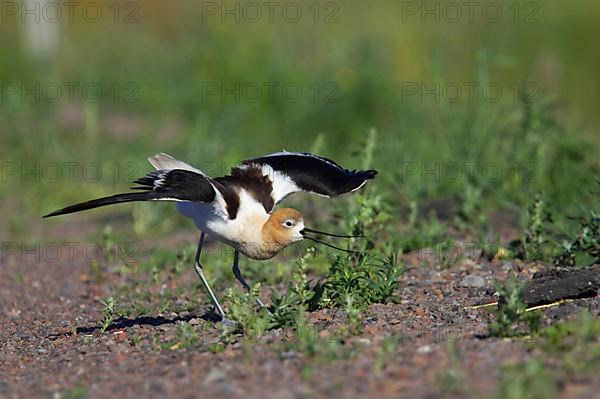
<box><xmin>1</xmin><ymin>225</ymin><xmax>599</xmax><ymax>399</ymax></box>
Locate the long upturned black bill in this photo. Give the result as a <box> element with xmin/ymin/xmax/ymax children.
<box><xmin>300</xmin><ymin>227</ymin><xmax>363</xmax><ymax>238</ymax></box>
<box><xmin>302</xmin><ymin>235</ymin><xmax>359</xmax><ymax>254</ymax></box>
<box><xmin>300</xmin><ymin>227</ymin><xmax>362</xmax><ymax>254</ymax></box>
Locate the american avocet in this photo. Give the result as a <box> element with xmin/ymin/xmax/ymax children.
<box><xmin>45</xmin><ymin>151</ymin><xmax>378</xmax><ymax>324</ymax></box>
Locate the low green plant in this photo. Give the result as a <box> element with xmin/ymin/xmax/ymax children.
<box><xmin>342</xmin><ymin>294</ymin><xmax>362</xmax><ymax>335</ymax></box>
<box><xmin>58</xmin><ymin>384</ymin><xmax>88</xmax><ymax>399</ymax></box>
<box><xmin>100</xmin><ymin>225</ymin><xmax>117</xmax><ymax>258</ymax></box>
<box><xmin>400</xmin><ymin>202</ymin><xmax>447</xmax><ymax>253</ymax></box>
<box><xmin>435</xmin><ymin>342</ymin><xmax>464</xmax><ymax>396</ymax></box>
<box><xmin>129</xmin><ymin>335</ymin><xmax>142</xmax><ymax>347</ymax></box>
<box><xmin>99</xmin><ymin>296</ymin><xmax>120</xmax><ymax>333</ymax></box>
<box><xmin>494</xmin><ymin>311</ymin><xmax>600</xmax><ymax>398</ymax></box>
<box><xmin>554</xmin><ymin>209</ymin><xmax>599</xmax><ymax>267</ymax></box>
<box><xmin>323</xmin><ymin>250</ymin><xmax>404</xmax><ymax>309</ymax></box>
<box><xmin>489</xmin><ymin>274</ymin><xmax>541</xmax><ymax>337</ymax></box>
<box><xmin>365</xmin><ymin>251</ymin><xmax>405</xmax><ymax>303</ymax></box>
<box><xmin>280</xmin><ymin>308</ymin><xmax>349</xmax><ymax>380</ymax></box>
<box><xmin>495</xmin><ymin>358</ymin><xmax>557</xmax><ymax>399</ymax></box>
<box><xmin>288</xmin><ymin>248</ymin><xmax>322</xmax><ymax>308</ymax></box>
<box><xmin>139</xmin><ymin>247</ymin><xmax>181</xmax><ymax>274</ymax></box>
<box><xmin>371</xmin><ymin>335</ymin><xmax>399</xmax><ymax>375</ymax></box>
<box><xmin>536</xmin><ymin>310</ymin><xmax>600</xmax><ymax>376</ymax></box>
<box><xmin>454</xmin><ymin>184</ymin><xmax>486</xmax><ymax>231</ymax></box>
<box><xmin>88</xmin><ymin>260</ymin><xmax>106</xmax><ymax>284</ymax></box>
<box><xmin>521</xmin><ymin>193</ymin><xmax>554</xmax><ymax>261</ymax></box>
<box><xmin>171</xmin><ymin>321</ymin><xmax>201</xmax><ymax>350</ymax></box>
<box><xmin>268</xmin><ymin>250</ymin><xmax>404</xmax><ymax>333</ymax></box>
<box><xmin>132</xmin><ymin>202</ymin><xmax>179</xmax><ymax>236</ymax></box>
<box><xmin>506</xmin><ymin>182</ymin><xmax>600</xmax><ymax>266</ymax></box>
<box><xmin>224</xmin><ymin>284</ymin><xmax>271</xmax><ymax>339</ymax></box>
<box><xmin>475</xmin><ymin>234</ymin><xmax>510</xmax><ymax>261</ymax></box>
<box><xmin>269</xmin><ymin>288</ymin><xmax>303</xmax><ymax>328</ymax></box>
<box><xmin>433</xmin><ymin>239</ymin><xmax>462</xmax><ymax>269</ymax></box>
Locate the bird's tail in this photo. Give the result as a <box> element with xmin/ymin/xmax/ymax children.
<box><xmin>43</xmin><ymin>192</ymin><xmax>160</xmax><ymax>218</ymax></box>
<box><xmin>44</xmin><ymin>168</ymin><xmax>217</xmax><ymax>218</ymax></box>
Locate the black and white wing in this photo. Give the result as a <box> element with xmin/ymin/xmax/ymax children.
<box><xmin>242</xmin><ymin>151</ymin><xmax>378</xmax><ymax>205</ymax></box>
<box><xmin>44</xmin><ymin>154</ymin><xmax>224</xmax><ymax>218</ymax></box>
<box><xmin>147</xmin><ymin>152</ymin><xmax>204</xmax><ymax>174</ymax></box>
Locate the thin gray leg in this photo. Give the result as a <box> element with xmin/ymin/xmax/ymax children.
<box><xmin>193</xmin><ymin>232</ymin><xmax>233</xmax><ymax>325</ymax></box>
<box><xmin>232</xmin><ymin>250</ymin><xmax>269</xmax><ymax>310</ymax></box>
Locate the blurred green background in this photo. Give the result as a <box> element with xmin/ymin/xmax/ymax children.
<box><xmin>1</xmin><ymin>0</ymin><xmax>599</xmax><ymax>239</ymax></box>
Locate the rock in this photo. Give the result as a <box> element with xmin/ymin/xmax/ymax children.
<box><xmin>519</xmin><ymin>266</ymin><xmax>600</xmax><ymax>307</ymax></box>
<box><xmin>281</xmin><ymin>350</ymin><xmax>298</xmax><ymax>359</ymax></box>
<box><xmin>501</xmin><ymin>262</ymin><xmax>515</xmax><ymax>272</ymax></box>
<box><xmin>203</xmin><ymin>367</ymin><xmax>226</xmax><ymax>385</ymax></box>
<box><xmin>461</xmin><ymin>275</ymin><xmax>485</xmax><ymax>288</ymax></box>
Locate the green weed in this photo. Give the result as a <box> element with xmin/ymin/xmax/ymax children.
<box><xmin>56</xmin><ymin>384</ymin><xmax>88</xmax><ymax>399</ymax></box>
<box><xmin>323</xmin><ymin>251</ymin><xmax>405</xmax><ymax>309</ymax></box>
<box><xmin>170</xmin><ymin>321</ymin><xmax>201</xmax><ymax>350</ymax></box>
<box><xmin>536</xmin><ymin>310</ymin><xmax>600</xmax><ymax>377</ymax></box>
<box><xmin>509</xmin><ymin>193</ymin><xmax>555</xmax><ymax>262</ymax></box>
<box><xmin>454</xmin><ymin>184</ymin><xmax>486</xmax><ymax>232</ymax></box>
<box><xmin>268</xmin><ymin>249</ymin><xmax>325</xmax><ymax>327</ymax></box>
<box><xmin>433</xmin><ymin>239</ymin><xmax>461</xmax><ymax>269</ymax></box>
<box><xmin>99</xmin><ymin>297</ymin><xmax>120</xmax><ymax>333</ymax></box>
<box><xmin>279</xmin><ymin>309</ymin><xmax>350</xmax><ymax>380</ymax></box>
<box><xmin>342</xmin><ymin>295</ymin><xmax>363</xmax><ymax>335</ymax></box>
<box><xmin>223</xmin><ymin>284</ymin><xmax>272</xmax><ymax>339</ymax></box>
<box><xmin>399</xmin><ymin>202</ymin><xmax>447</xmax><ymax>253</ymax></box>
<box><xmin>495</xmin><ymin>358</ymin><xmax>557</xmax><ymax>399</ymax></box>
<box><xmin>489</xmin><ymin>274</ymin><xmax>541</xmax><ymax>338</ymax></box>
<box><xmin>553</xmin><ymin>183</ymin><xmax>599</xmax><ymax>267</ymax></box>
<box><xmin>129</xmin><ymin>335</ymin><xmax>142</xmax><ymax>347</ymax></box>
<box><xmin>435</xmin><ymin>342</ymin><xmax>464</xmax><ymax>396</ymax></box>
<box><xmin>494</xmin><ymin>311</ymin><xmax>600</xmax><ymax>399</ymax></box>
<box><xmin>371</xmin><ymin>335</ymin><xmax>399</xmax><ymax>375</ymax></box>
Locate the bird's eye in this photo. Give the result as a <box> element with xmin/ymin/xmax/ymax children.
<box><xmin>282</xmin><ymin>219</ymin><xmax>295</xmax><ymax>228</ymax></box>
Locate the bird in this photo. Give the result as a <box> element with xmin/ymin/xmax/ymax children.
<box><xmin>44</xmin><ymin>151</ymin><xmax>378</xmax><ymax>324</ymax></box>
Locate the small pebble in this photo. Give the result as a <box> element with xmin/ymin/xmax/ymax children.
<box><xmin>203</xmin><ymin>367</ymin><xmax>226</xmax><ymax>385</ymax></box>
<box><xmin>461</xmin><ymin>275</ymin><xmax>485</xmax><ymax>288</ymax></box>
<box><xmin>281</xmin><ymin>350</ymin><xmax>298</xmax><ymax>359</ymax></box>
<box><xmin>501</xmin><ymin>262</ymin><xmax>515</xmax><ymax>272</ymax></box>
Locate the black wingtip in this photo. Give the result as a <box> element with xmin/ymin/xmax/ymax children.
<box><xmin>43</xmin><ymin>208</ymin><xmax>70</xmax><ymax>218</ymax></box>
<box><xmin>43</xmin><ymin>208</ymin><xmax>72</xmax><ymax>218</ymax></box>
<box><xmin>354</xmin><ymin>169</ymin><xmax>377</xmax><ymax>181</ymax></box>
<box><xmin>43</xmin><ymin>205</ymin><xmax>90</xmax><ymax>218</ymax></box>
<box><xmin>42</xmin><ymin>192</ymin><xmax>156</xmax><ymax>219</ymax></box>
<box><xmin>366</xmin><ymin>169</ymin><xmax>378</xmax><ymax>179</ymax></box>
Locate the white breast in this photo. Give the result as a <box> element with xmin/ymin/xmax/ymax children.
<box><xmin>176</xmin><ymin>189</ymin><xmax>269</xmax><ymax>250</ymax></box>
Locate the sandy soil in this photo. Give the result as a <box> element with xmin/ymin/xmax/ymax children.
<box><xmin>1</xmin><ymin>223</ymin><xmax>599</xmax><ymax>399</ymax></box>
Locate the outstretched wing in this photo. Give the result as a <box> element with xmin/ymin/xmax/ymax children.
<box><xmin>241</xmin><ymin>151</ymin><xmax>378</xmax><ymax>205</ymax></box>
<box><xmin>147</xmin><ymin>152</ymin><xmax>204</xmax><ymax>174</ymax></box>
<box><xmin>147</xmin><ymin>153</ymin><xmax>233</xmax><ymax>218</ymax></box>
<box><xmin>44</xmin><ymin>168</ymin><xmax>217</xmax><ymax>218</ymax></box>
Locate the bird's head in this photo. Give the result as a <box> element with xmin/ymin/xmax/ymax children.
<box><xmin>262</xmin><ymin>208</ymin><xmax>305</xmax><ymax>248</ymax></box>
<box><xmin>262</xmin><ymin>208</ymin><xmax>363</xmax><ymax>255</ymax></box>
